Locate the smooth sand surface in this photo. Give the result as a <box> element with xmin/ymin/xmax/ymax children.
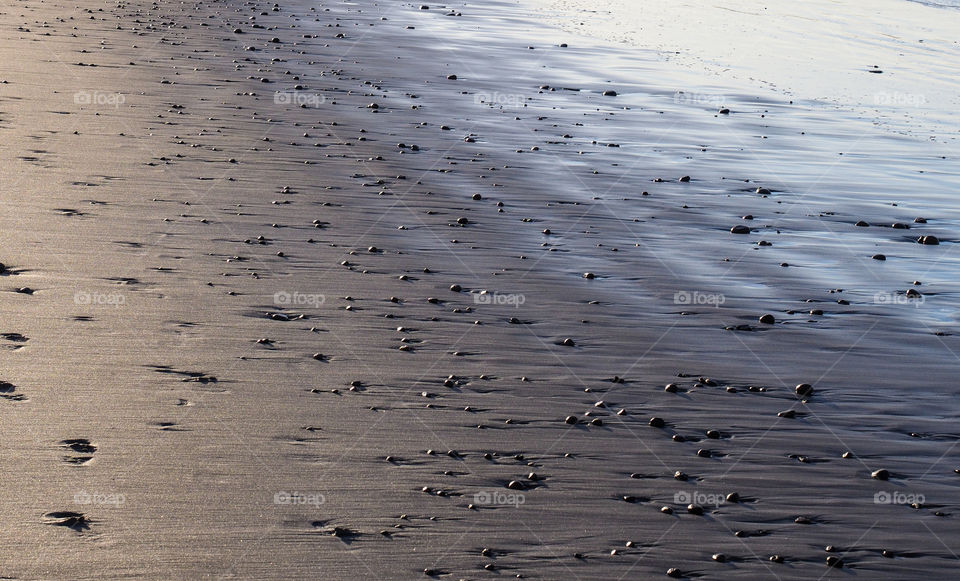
<box><xmin>1</xmin><ymin>0</ymin><xmax>959</xmax><ymax>579</ymax></box>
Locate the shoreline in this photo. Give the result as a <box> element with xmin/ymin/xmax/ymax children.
<box><xmin>1</xmin><ymin>0</ymin><xmax>959</xmax><ymax>578</ymax></box>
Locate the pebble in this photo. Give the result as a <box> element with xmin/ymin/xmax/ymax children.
<box><xmin>666</xmin><ymin>568</ymin><xmax>682</xmax><ymax>578</ymax></box>
<box><xmin>872</xmin><ymin>254</ymin><xmax>886</xmax><ymax>260</ymax></box>
<box><xmin>649</xmin><ymin>417</ymin><xmax>665</xmax><ymax>428</ymax></box>
<box><xmin>564</xmin><ymin>415</ymin><xmax>578</xmax><ymax>425</ymax></box>
<box><xmin>795</xmin><ymin>383</ymin><xmax>814</xmax><ymax>397</ymax></box>
<box><xmin>918</xmin><ymin>235</ymin><xmax>940</xmax><ymax>245</ymax></box>
<box><xmin>730</xmin><ymin>225</ymin><xmax>750</xmax><ymax>234</ymax></box>
<box><xmin>826</xmin><ymin>556</ymin><xmax>844</xmax><ymax>568</ymax></box>
<box><xmin>871</xmin><ymin>469</ymin><xmax>890</xmax><ymax>480</ymax></box>
<box><xmin>759</xmin><ymin>314</ymin><xmax>775</xmax><ymax>324</ymax></box>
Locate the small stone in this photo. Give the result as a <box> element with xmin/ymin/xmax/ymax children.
<box><xmin>918</xmin><ymin>235</ymin><xmax>940</xmax><ymax>245</ymax></box>
<box><xmin>449</xmin><ymin>284</ymin><xmax>462</xmax><ymax>292</ymax></box>
<box><xmin>562</xmin><ymin>338</ymin><xmax>576</xmax><ymax>347</ymax></box>
<box><xmin>666</xmin><ymin>568</ymin><xmax>682</xmax><ymax>578</ymax></box>
<box><xmin>855</xmin><ymin>220</ymin><xmax>870</xmax><ymax>227</ymax></box>
<box><xmin>712</xmin><ymin>553</ymin><xmax>726</xmax><ymax>563</ymax></box>
<box><xmin>871</xmin><ymin>469</ymin><xmax>890</xmax><ymax>480</ymax></box>
<box><xmin>769</xmin><ymin>555</ymin><xmax>784</xmax><ymax>563</ymax></box>
<box><xmin>826</xmin><ymin>556</ymin><xmax>844</xmax><ymax>568</ymax></box>
<box><xmin>726</xmin><ymin>492</ymin><xmax>740</xmax><ymax>503</ymax></box>
<box><xmin>872</xmin><ymin>254</ymin><xmax>887</xmax><ymax>260</ymax></box>
<box><xmin>507</xmin><ymin>480</ymin><xmax>526</xmax><ymax>490</ymax></box>
<box><xmin>603</xmin><ymin>90</ymin><xmax>618</xmax><ymax>97</ymax></box>
<box><xmin>565</xmin><ymin>416</ymin><xmax>578</xmax><ymax>425</ymax></box>
<box><xmin>795</xmin><ymin>383</ymin><xmax>814</xmax><ymax>396</ymax></box>
<box><xmin>583</xmin><ymin>272</ymin><xmax>596</xmax><ymax>279</ymax></box>
<box><xmin>731</xmin><ymin>225</ymin><xmax>750</xmax><ymax>234</ymax></box>
<box><xmin>660</xmin><ymin>506</ymin><xmax>673</xmax><ymax>514</ymax></box>
<box><xmin>759</xmin><ymin>314</ymin><xmax>775</xmax><ymax>324</ymax></box>
<box><xmin>687</xmin><ymin>504</ymin><xmax>703</xmax><ymax>515</ymax></box>
<box><xmin>664</xmin><ymin>383</ymin><xmax>678</xmax><ymax>393</ymax></box>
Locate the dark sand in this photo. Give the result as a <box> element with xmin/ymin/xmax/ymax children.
<box><xmin>1</xmin><ymin>0</ymin><xmax>959</xmax><ymax>579</ymax></box>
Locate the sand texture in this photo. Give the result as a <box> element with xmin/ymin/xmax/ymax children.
<box><xmin>1</xmin><ymin>0</ymin><xmax>958</xmax><ymax>579</ymax></box>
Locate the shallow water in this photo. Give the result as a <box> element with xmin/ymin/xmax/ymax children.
<box><xmin>526</xmin><ymin>0</ymin><xmax>960</xmax><ymax>140</ymax></box>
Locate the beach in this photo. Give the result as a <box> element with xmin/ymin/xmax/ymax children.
<box><xmin>1</xmin><ymin>0</ymin><xmax>959</xmax><ymax>579</ymax></box>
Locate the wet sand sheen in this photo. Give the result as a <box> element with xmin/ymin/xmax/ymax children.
<box><xmin>0</xmin><ymin>0</ymin><xmax>958</xmax><ymax>579</ymax></box>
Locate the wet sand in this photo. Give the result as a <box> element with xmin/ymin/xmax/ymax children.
<box><xmin>1</xmin><ymin>0</ymin><xmax>959</xmax><ymax>579</ymax></box>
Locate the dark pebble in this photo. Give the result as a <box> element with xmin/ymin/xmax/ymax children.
<box><xmin>449</xmin><ymin>284</ymin><xmax>462</xmax><ymax>292</ymax></box>
<box><xmin>666</xmin><ymin>568</ymin><xmax>682</xmax><ymax>578</ymax></box>
<box><xmin>564</xmin><ymin>415</ymin><xmax>578</xmax><ymax>425</ymax></box>
<box><xmin>871</xmin><ymin>469</ymin><xmax>890</xmax><ymax>480</ymax></box>
<box><xmin>759</xmin><ymin>314</ymin><xmax>775</xmax><ymax>324</ymax></box>
<box><xmin>795</xmin><ymin>383</ymin><xmax>814</xmax><ymax>396</ymax></box>
<box><xmin>649</xmin><ymin>417</ymin><xmax>665</xmax><ymax>428</ymax></box>
<box><xmin>918</xmin><ymin>235</ymin><xmax>940</xmax><ymax>245</ymax></box>
<box><xmin>731</xmin><ymin>225</ymin><xmax>750</xmax><ymax>234</ymax></box>
<box><xmin>826</xmin><ymin>556</ymin><xmax>844</xmax><ymax>568</ymax></box>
